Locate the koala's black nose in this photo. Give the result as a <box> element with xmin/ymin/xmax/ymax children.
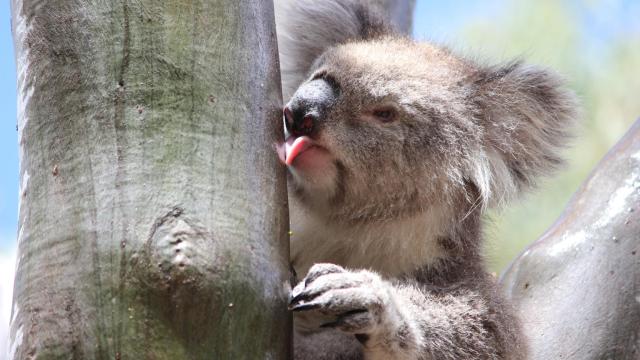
<box><xmin>284</xmin><ymin>106</ymin><xmax>316</xmax><ymax>137</ymax></box>
<box><xmin>283</xmin><ymin>78</ymin><xmax>339</xmax><ymax>138</ymax></box>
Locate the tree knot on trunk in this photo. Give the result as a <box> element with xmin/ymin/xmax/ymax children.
<box><xmin>135</xmin><ymin>206</ymin><xmax>224</xmax><ymax>302</ymax></box>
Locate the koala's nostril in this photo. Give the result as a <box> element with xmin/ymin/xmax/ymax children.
<box><xmin>300</xmin><ymin>115</ymin><xmax>315</xmax><ymax>135</ymax></box>
<box><xmin>291</xmin><ymin>113</ymin><xmax>315</xmax><ymax>137</ymax></box>
<box><xmin>284</xmin><ymin>105</ymin><xmax>316</xmax><ymax>137</ymax></box>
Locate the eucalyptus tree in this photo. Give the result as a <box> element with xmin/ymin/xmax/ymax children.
<box><xmin>10</xmin><ymin>1</ymin><xmax>289</xmax><ymax>358</ymax></box>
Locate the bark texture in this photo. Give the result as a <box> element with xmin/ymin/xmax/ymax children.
<box><xmin>10</xmin><ymin>0</ymin><xmax>290</xmax><ymax>359</ymax></box>
<box><xmin>501</xmin><ymin>119</ymin><xmax>640</xmax><ymax>359</ymax></box>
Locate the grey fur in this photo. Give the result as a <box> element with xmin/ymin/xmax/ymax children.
<box><xmin>275</xmin><ymin>1</ymin><xmax>578</xmax><ymax>359</ymax></box>
<box><xmin>275</xmin><ymin>0</ymin><xmax>389</xmax><ymax>100</ymax></box>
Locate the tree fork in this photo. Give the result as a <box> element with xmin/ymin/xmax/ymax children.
<box><xmin>10</xmin><ymin>0</ymin><xmax>290</xmax><ymax>358</ymax></box>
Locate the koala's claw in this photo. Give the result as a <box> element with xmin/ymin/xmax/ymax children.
<box><xmin>290</xmin><ymin>302</ymin><xmax>322</xmax><ymax>312</ymax></box>
<box><xmin>303</xmin><ymin>263</ymin><xmax>345</xmax><ymax>286</ymax></box>
<box><xmin>289</xmin><ymin>291</ymin><xmax>313</xmax><ymax>308</ymax></box>
<box><xmin>290</xmin><ymin>263</ymin><xmax>395</xmax><ymax>334</ymax></box>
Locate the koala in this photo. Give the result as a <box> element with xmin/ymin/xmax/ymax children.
<box><xmin>274</xmin><ymin>1</ymin><xmax>578</xmax><ymax>359</ymax></box>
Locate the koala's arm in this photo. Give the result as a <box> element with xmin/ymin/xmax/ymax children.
<box><xmin>291</xmin><ymin>264</ymin><xmax>524</xmax><ymax>360</ymax></box>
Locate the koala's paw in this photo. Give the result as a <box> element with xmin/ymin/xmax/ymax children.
<box><xmin>289</xmin><ymin>263</ymin><xmax>399</xmax><ymax>335</ymax></box>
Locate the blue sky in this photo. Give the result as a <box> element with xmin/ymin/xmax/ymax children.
<box><xmin>0</xmin><ymin>0</ymin><xmax>639</xmax><ymax>251</ymax></box>
<box><xmin>0</xmin><ymin>0</ymin><xmax>17</xmax><ymax>252</ymax></box>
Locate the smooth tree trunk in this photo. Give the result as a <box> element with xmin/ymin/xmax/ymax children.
<box><xmin>501</xmin><ymin>119</ymin><xmax>640</xmax><ymax>359</ymax></box>
<box><xmin>10</xmin><ymin>0</ymin><xmax>290</xmax><ymax>359</ymax></box>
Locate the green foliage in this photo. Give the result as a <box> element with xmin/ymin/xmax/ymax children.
<box><xmin>460</xmin><ymin>0</ymin><xmax>640</xmax><ymax>273</ymax></box>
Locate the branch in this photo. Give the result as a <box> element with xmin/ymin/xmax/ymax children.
<box><xmin>501</xmin><ymin>119</ymin><xmax>640</xmax><ymax>359</ymax></box>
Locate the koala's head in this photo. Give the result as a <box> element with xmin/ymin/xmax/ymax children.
<box><xmin>276</xmin><ymin>37</ymin><xmax>577</xmax><ymax>223</ymax></box>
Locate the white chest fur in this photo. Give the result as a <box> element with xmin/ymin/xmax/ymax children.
<box><xmin>289</xmin><ymin>201</ymin><xmax>447</xmax><ymax>278</ymax></box>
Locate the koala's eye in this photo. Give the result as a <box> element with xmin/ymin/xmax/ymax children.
<box><xmin>371</xmin><ymin>107</ymin><xmax>397</xmax><ymax>123</ymax></box>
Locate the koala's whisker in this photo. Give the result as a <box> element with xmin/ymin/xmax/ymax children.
<box><xmin>460</xmin><ymin>194</ymin><xmax>484</xmax><ymax>223</ymax></box>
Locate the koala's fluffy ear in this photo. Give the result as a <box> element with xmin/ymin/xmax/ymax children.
<box><xmin>472</xmin><ymin>61</ymin><xmax>579</xmax><ymax>207</ymax></box>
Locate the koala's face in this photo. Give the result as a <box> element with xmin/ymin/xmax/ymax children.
<box><xmin>276</xmin><ymin>37</ymin><xmax>576</xmax><ymax>222</ymax></box>
<box><xmin>277</xmin><ymin>38</ymin><xmax>483</xmax><ymax>222</ymax></box>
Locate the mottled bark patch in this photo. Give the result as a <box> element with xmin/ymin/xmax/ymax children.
<box><xmin>140</xmin><ymin>206</ymin><xmax>223</xmax><ymax>293</ymax></box>
<box><xmin>126</xmin><ymin>206</ymin><xmax>227</xmax><ymax>345</ymax></box>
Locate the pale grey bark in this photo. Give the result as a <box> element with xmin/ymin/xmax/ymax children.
<box><xmin>501</xmin><ymin>119</ymin><xmax>640</xmax><ymax>359</ymax></box>
<box><xmin>10</xmin><ymin>0</ymin><xmax>290</xmax><ymax>359</ymax></box>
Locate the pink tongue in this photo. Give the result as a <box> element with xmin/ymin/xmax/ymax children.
<box><xmin>278</xmin><ymin>136</ymin><xmax>311</xmax><ymax>166</ymax></box>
